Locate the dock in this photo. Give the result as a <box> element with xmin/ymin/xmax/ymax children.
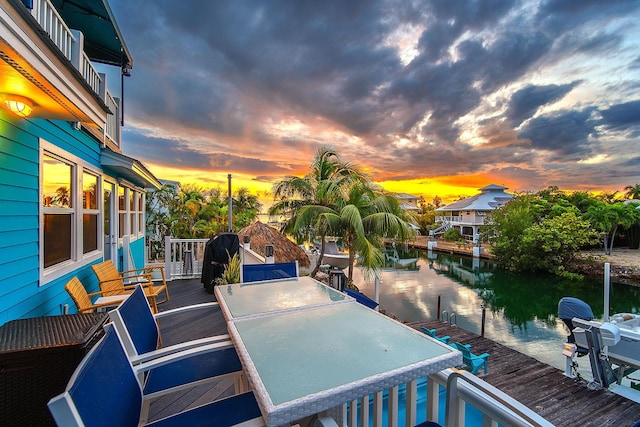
<box><xmin>151</xmin><ymin>279</ymin><xmax>640</xmax><ymax>426</ymax></box>
<box><xmin>401</xmin><ymin>236</ymin><xmax>495</xmax><ymax>259</ymax></box>
<box><xmin>410</xmin><ymin>319</ymin><xmax>640</xmax><ymax>427</ymax></box>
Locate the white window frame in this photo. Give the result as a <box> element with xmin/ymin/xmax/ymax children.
<box><xmin>117</xmin><ymin>184</ymin><xmax>146</xmax><ymax>244</ymax></box>
<box><xmin>40</xmin><ymin>140</ymin><xmax>103</xmax><ymax>285</ymax></box>
<box><xmin>81</xmin><ymin>170</ymin><xmax>100</xmax><ymax>254</ymax></box>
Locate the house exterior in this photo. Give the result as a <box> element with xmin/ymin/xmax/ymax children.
<box><xmin>394</xmin><ymin>193</ymin><xmax>421</xmax><ymax>212</ymax></box>
<box><xmin>0</xmin><ymin>0</ymin><xmax>160</xmax><ymax>325</ymax></box>
<box><xmin>434</xmin><ymin>184</ymin><xmax>513</xmax><ymax>242</ymax></box>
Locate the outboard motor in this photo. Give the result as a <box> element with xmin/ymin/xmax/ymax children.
<box><xmin>558</xmin><ymin>297</ymin><xmax>594</xmax><ymax>355</ymax></box>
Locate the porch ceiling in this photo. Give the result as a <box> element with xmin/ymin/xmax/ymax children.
<box><xmin>101</xmin><ymin>148</ymin><xmax>162</xmax><ymax>190</ymax></box>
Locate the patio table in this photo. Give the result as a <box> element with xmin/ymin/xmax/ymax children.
<box><xmin>214</xmin><ymin>275</ymin><xmax>350</xmax><ymax>320</ymax></box>
<box><xmin>217</xmin><ymin>279</ymin><xmax>461</xmax><ymax>427</ymax></box>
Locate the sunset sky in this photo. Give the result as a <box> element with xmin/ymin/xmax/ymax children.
<box><xmin>101</xmin><ymin>0</ymin><xmax>640</xmax><ymax>206</ymax></box>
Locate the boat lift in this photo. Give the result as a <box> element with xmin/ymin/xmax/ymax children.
<box><xmin>559</xmin><ymin>263</ymin><xmax>640</xmax><ymax>390</ymax></box>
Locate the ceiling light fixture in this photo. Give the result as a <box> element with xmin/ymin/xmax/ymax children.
<box><xmin>1</xmin><ymin>94</ymin><xmax>35</xmax><ymax>118</ymax></box>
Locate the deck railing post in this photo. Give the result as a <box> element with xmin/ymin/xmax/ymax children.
<box><xmin>426</xmin><ymin>375</ymin><xmax>440</xmax><ymax>423</ymax></box>
<box><xmin>165</xmin><ymin>235</ymin><xmax>172</xmax><ymax>280</ymax></box>
<box><xmin>406</xmin><ymin>380</ymin><xmax>417</xmax><ymax>427</ymax></box>
<box><xmin>388</xmin><ymin>385</ymin><xmax>399</xmax><ymax>427</ymax></box>
<box><xmin>373</xmin><ymin>391</ymin><xmax>383</xmax><ymax>427</ymax></box>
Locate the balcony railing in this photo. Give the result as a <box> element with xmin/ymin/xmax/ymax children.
<box><xmin>30</xmin><ymin>0</ymin><xmax>74</xmax><ymax>60</ymax></box>
<box><xmin>81</xmin><ymin>51</ymin><xmax>101</xmax><ymax>94</ymax></box>
<box><xmin>27</xmin><ymin>0</ymin><xmax>121</xmax><ymax>147</ymax></box>
<box><xmin>104</xmin><ymin>92</ymin><xmax>120</xmax><ymax>147</ymax></box>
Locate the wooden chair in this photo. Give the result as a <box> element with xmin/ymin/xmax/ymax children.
<box><xmin>65</xmin><ymin>277</ymin><xmax>127</xmax><ymax>314</ymax></box>
<box><xmin>91</xmin><ymin>260</ymin><xmax>168</xmax><ymax>313</ymax></box>
<box><xmin>452</xmin><ymin>342</ymin><xmax>489</xmax><ymax>375</ymax></box>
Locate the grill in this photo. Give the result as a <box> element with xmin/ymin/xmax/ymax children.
<box><xmin>0</xmin><ymin>312</ymin><xmax>108</xmax><ymax>426</ymax></box>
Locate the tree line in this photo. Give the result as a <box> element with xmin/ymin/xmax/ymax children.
<box><xmin>145</xmin><ymin>184</ymin><xmax>261</xmax><ymax>260</ymax></box>
<box><xmin>483</xmin><ymin>186</ymin><xmax>640</xmax><ymax>278</ymax></box>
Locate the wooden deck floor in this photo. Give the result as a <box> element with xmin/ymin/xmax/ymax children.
<box><xmin>148</xmin><ymin>278</ymin><xmax>233</xmax><ymax>422</ymax></box>
<box><xmin>408</xmin><ymin>320</ymin><xmax>640</xmax><ymax>427</ymax></box>
<box><xmin>152</xmin><ymin>279</ymin><xmax>640</xmax><ymax>426</ymax></box>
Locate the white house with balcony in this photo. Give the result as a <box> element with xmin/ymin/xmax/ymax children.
<box><xmin>434</xmin><ymin>184</ymin><xmax>513</xmax><ymax>242</ymax></box>
<box><xmin>395</xmin><ymin>192</ymin><xmax>421</xmax><ymax>212</ymax></box>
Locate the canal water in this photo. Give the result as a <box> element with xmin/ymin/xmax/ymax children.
<box><xmin>352</xmin><ymin>248</ymin><xmax>640</xmax><ymax>374</ymax></box>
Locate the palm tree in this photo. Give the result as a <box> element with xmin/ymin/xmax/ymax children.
<box><xmin>233</xmin><ymin>187</ymin><xmax>262</xmax><ymax>214</ymax></box>
<box><xmin>584</xmin><ymin>202</ymin><xmax>638</xmax><ymax>254</ymax></box>
<box><xmin>282</xmin><ymin>151</ymin><xmax>411</xmax><ymax>286</ymax></box>
<box><xmin>624</xmin><ymin>184</ymin><xmax>640</xmax><ymax>200</ymax></box>
<box><xmin>270</xmin><ymin>146</ymin><xmax>368</xmax><ymax>277</ymax></box>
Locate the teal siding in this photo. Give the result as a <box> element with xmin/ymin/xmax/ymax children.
<box><xmin>131</xmin><ymin>237</ymin><xmax>145</xmax><ymax>268</ymax></box>
<box><xmin>0</xmin><ymin>111</ymin><xmax>110</xmax><ymax>325</ymax></box>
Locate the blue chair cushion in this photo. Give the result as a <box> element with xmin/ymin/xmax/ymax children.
<box><xmin>119</xmin><ymin>285</ymin><xmax>160</xmax><ymax>355</ymax></box>
<box><xmin>144</xmin><ymin>347</ymin><xmax>242</xmax><ymax>394</ymax></box>
<box><xmin>147</xmin><ymin>391</ymin><xmax>262</xmax><ymax>427</ymax></box>
<box><xmin>242</xmin><ymin>262</ymin><xmax>297</xmax><ymax>282</ymax></box>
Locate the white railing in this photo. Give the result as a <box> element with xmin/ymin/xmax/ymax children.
<box><xmin>81</xmin><ymin>51</ymin><xmax>101</xmax><ymax>94</ymax></box>
<box><xmin>30</xmin><ymin>0</ymin><xmax>74</xmax><ymax>60</ymax></box>
<box><xmin>28</xmin><ymin>0</ymin><xmax>122</xmax><ymax>147</ymax></box>
<box><xmin>333</xmin><ymin>369</ymin><xmax>552</xmax><ymax>427</ymax></box>
<box><xmin>164</xmin><ymin>237</ymin><xmax>209</xmax><ymax>279</ymax></box>
<box><xmin>104</xmin><ymin>92</ymin><xmax>120</xmax><ymax>146</ymax></box>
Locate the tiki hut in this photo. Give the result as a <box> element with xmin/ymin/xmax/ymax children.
<box><xmin>238</xmin><ymin>221</ymin><xmax>310</xmax><ymax>268</ymax></box>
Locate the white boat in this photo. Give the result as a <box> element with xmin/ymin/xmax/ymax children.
<box><xmin>322</xmin><ymin>240</ymin><xmax>349</xmax><ymax>269</ymax></box>
<box><xmin>559</xmin><ymin>263</ymin><xmax>640</xmax><ymax>390</ymax></box>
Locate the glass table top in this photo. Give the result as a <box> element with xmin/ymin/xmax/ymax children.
<box><xmin>228</xmin><ymin>302</ymin><xmax>460</xmax><ymax>425</ymax></box>
<box><xmin>215</xmin><ymin>276</ymin><xmax>349</xmax><ymax>319</ymax></box>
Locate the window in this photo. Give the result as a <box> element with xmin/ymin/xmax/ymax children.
<box><xmin>41</xmin><ymin>143</ymin><xmax>104</xmax><ymax>281</ymax></box>
<box><xmin>42</xmin><ymin>154</ymin><xmax>73</xmax><ymax>268</ymax></box>
<box><xmin>118</xmin><ymin>185</ymin><xmax>126</xmax><ymax>238</ymax></box>
<box><xmin>129</xmin><ymin>189</ymin><xmax>135</xmax><ymax>237</ymax></box>
<box><xmin>137</xmin><ymin>192</ymin><xmax>144</xmax><ymax>234</ymax></box>
<box><xmin>82</xmin><ymin>172</ymin><xmax>99</xmax><ymax>253</ymax></box>
<box><xmin>117</xmin><ymin>186</ymin><xmax>144</xmax><ymax>238</ymax></box>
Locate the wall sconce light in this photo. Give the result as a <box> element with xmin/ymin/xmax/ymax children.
<box><xmin>1</xmin><ymin>94</ymin><xmax>35</xmax><ymax>118</ymax></box>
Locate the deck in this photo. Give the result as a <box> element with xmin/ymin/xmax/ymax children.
<box><xmin>152</xmin><ymin>278</ymin><xmax>640</xmax><ymax>426</ymax></box>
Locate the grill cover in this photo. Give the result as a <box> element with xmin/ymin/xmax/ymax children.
<box><xmin>201</xmin><ymin>232</ymin><xmax>240</xmax><ymax>292</ymax></box>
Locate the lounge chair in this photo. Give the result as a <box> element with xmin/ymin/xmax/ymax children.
<box><xmin>241</xmin><ymin>261</ymin><xmax>298</xmax><ymax>282</ymax></box>
<box><xmin>91</xmin><ymin>260</ymin><xmax>168</xmax><ymax>313</ymax></box>
<box><xmin>108</xmin><ymin>284</ymin><xmax>231</xmax><ymax>363</ymax></box>
<box><xmin>64</xmin><ymin>277</ymin><xmax>127</xmax><ymax>313</ymax></box>
<box><xmin>48</xmin><ymin>324</ymin><xmax>264</xmax><ymax>427</ymax></box>
<box><xmin>452</xmin><ymin>342</ymin><xmax>489</xmax><ymax>375</ymax></box>
<box><xmin>421</xmin><ymin>327</ymin><xmax>450</xmax><ymax>343</ymax></box>
<box><xmin>108</xmin><ymin>285</ymin><xmax>243</xmax><ymax>422</ymax></box>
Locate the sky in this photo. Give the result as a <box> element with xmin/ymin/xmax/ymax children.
<box><xmin>103</xmin><ymin>0</ymin><xmax>640</xmax><ymax>206</ymax></box>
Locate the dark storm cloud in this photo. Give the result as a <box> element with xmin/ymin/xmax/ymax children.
<box><xmin>122</xmin><ymin>129</ymin><xmax>290</xmax><ymax>175</ymax></box>
<box><xmin>518</xmin><ymin>108</ymin><xmax>599</xmax><ymax>155</ymax></box>
<box><xmin>618</xmin><ymin>156</ymin><xmax>640</xmax><ymax>168</ymax></box>
<box><xmin>599</xmin><ymin>100</ymin><xmax>640</xmax><ymax>135</ymax></box>
<box><xmin>108</xmin><ymin>0</ymin><xmax>640</xmax><ymax>190</ymax></box>
<box><xmin>506</xmin><ymin>82</ymin><xmax>580</xmax><ymax>127</ymax></box>
<box><xmin>537</xmin><ymin>0</ymin><xmax>640</xmax><ymax>30</ymax></box>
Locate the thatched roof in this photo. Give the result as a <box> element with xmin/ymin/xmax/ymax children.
<box><xmin>238</xmin><ymin>221</ymin><xmax>310</xmax><ymax>268</ymax></box>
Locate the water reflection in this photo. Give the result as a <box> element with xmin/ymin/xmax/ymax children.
<box><xmin>353</xmin><ymin>250</ymin><xmax>640</xmax><ymax>371</ymax></box>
